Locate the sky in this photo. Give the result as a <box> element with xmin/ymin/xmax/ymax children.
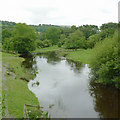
<box><xmin>0</xmin><ymin>0</ymin><xmax>119</xmax><ymax>26</ymax></box>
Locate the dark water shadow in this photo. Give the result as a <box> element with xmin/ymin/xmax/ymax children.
<box><xmin>20</xmin><ymin>53</ymin><xmax>37</xmax><ymax>75</ymax></box>
<box><xmin>36</xmin><ymin>52</ymin><xmax>61</xmax><ymax>65</ymax></box>
<box><xmin>66</xmin><ymin>59</ymin><xmax>83</xmax><ymax>74</ymax></box>
<box><xmin>89</xmin><ymin>81</ymin><xmax>120</xmax><ymax>118</ymax></box>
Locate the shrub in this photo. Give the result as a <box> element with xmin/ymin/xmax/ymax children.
<box><xmin>90</xmin><ymin>31</ymin><xmax>120</xmax><ymax>88</ymax></box>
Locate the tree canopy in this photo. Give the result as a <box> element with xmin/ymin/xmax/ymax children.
<box><xmin>45</xmin><ymin>27</ymin><xmax>61</xmax><ymax>45</ymax></box>
<box><xmin>2</xmin><ymin>23</ymin><xmax>36</xmax><ymax>54</ymax></box>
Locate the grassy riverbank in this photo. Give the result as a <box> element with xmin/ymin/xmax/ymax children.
<box><xmin>2</xmin><ymin>52</ymin><xmax>39</xmax><ymax>118</ymax></box>
<box><xmin>59</xmin><ymin>49</ymin><xmax>93</xmax><ymax>65</ymax></box>
<box><xmin>33</xmin><ymin>46</ymin><xmax>93</xmax><ymax>65</ymax></box>
<box><xmin>32</xmin><ymin>45</ymin><xmax>61</xmax><ymax>53</ymax></box>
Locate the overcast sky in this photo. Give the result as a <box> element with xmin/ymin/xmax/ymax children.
<box><xmin>0</xmin><ymin>0</ymin><xmax>119</xmax><ymax>26</ymax></box>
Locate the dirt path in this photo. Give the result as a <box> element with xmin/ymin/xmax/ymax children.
<box><xmin>2</xmin><ymin>66</ymin><xmax>14</xmax><ymax>118</ymax></box>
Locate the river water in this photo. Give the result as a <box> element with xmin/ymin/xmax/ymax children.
<box><xmin>22</xmin><ymin>52</ymin><xmax>120</xmax><ymax>118</ymax></box>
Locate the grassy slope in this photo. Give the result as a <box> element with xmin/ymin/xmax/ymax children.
<box><xmin>32</xmin><ymin>45</ymin><xmax>61</xmax><ymax>53</ymax></box>
<box><xmin>2</xmin><ymin>52</ymin><xmax>39</xmax><ymax>118</ymax></box>
<box><xmin>65</xmin><ymin>49</ymin><xmax>93</xmax><ymax>64</ymax></box>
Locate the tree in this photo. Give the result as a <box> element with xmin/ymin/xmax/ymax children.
<box><xmin>78</xmin><ymin>25</ymin><xmax>99</xmax><ymax>39</ymax></box>
<box><xmin>13</xmin><ymin>23</ymin><xmax>36</xmax><ymax>54</ymax></box>
<box><xmin>2</xmin><ymin>28</ymin><xmax>12</xmax><ymax>44</ymax></box>
<box><xmin>45</xmin><ymin>27</ymin><xmax>61</xmax><ymax>45</ymax></box>
<box><xmin>87</xmin><ymin>34</ymin><xmax>100</xmax><ymax>48</ymax></box>
<box><xmin>90</xmin><ymin>31</ymin><xmax>120</xmax><ymax>88</ymax></box>
<box><xmin>64</xmin><ymin>30</ymin><xmax>86</xmax><ymax>49</ymax></box>
<box><xmin>100</xmin><ymin>22</ymin><xmax>117</xmax><ymax>31</ymax></box>
<box><xmin>2</xmin><ymin>37</ymin><xmax>14</xmax><ymax>51</ymax></box>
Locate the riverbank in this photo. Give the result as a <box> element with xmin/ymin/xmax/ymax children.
<box><xmin>32</xmin><ymin>45</ymin><xmax>61</xmax><ymax>53</ymax></box>
<box><xmin>32</xmin><ymin>46</ymin><xmax>93</xmax><ymax>65</ymax></box>
<box><xmin>57</xmin><ymin>49</ymin><xmax>93</xmax><ymax>65</ymax></box>
<box><xmin>2</xmin><ymin>52</ymin><xmax>39</xmax><ymax>118</ymax></box>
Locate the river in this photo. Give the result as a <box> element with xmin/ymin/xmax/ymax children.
<box><xmin>22</xmin><ymin>52</ymin><xmax>120</xmax><ymax>118</ymax></box>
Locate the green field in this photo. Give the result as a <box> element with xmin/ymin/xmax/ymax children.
<box><xmin>2</xmin><ymin>52</ymin><xmax>39</xmax><ymax>118</ymax></box>
<box><xmin>65</xmin><ymin>49</ymin><xmax>93</xmax><ymax>64</ymax></box>
<box><xmin>32</xmin><ymin>45</ymin><xmax>61</xmax><ymax>53</ymax></box>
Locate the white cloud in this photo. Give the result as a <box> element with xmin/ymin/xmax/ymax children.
<box><xmin>0</xmin><ymin>0</ymin><xmax>119</xmax><ymax>26</ymax></box>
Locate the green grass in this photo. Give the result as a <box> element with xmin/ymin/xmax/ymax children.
<box><xmin>33</xmin><ymin>46</ymin><xmax>93</xmax><ymax>65</ymax></box>
<box><xmin>32</xmin><ymin>45</ymin><xmax>61</xmax><ymax>53</ymax></box>
<box><xmin>61</xmin><ymin>49</ymin><xmax>93</xmax><ymax>64</ymax></box>
<box><xmin>2</xmin><ymin>52</ymin><xmax>39</xmax><ymax>118</ymax></box>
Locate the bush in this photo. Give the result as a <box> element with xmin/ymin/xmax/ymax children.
<box><xmin>36</xmin><ymin>40</ymin><xmax>52</xmax><ymax>48</ymax></box>
<box><xmin>64</xmin><ymin>30</ymin><xmax>86</xmax><ymax>49</ymax></box>
<box><xmin>90</xmin><ymin>31</ymin><xmax>120</xmax><ymax>88</ymax></box>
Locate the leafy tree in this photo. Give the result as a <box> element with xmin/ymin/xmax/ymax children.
<box><xmin>36</xmin><ymin>40</ymin><xmax>44</xmax><ymax>48</ymax></box>
<box><xmin>71</xmin><ymin>25</ymin><xmax>77</xmax><ymax>31</ymax></box>
<box><xmin>90</xmin><ymin>31</ymin><xmax>120</xmax><ymax>88</ymax></box>
<box><xmin>2</xmin><ymin>29</ymin><xmax>12</xmax><ymax>44</ymax></box>
<box><xmin>64</xmin><ymin>30</ymin><xmax>86</xmax><ymax>49</ymax></box>
<box><xmin>59</xmin><ymin>34</ymin><xmax>66</xmax><ymax>45</ymax></box>
<box><xmin>36</xmin><ymin>39</ymin><xmax>52</xmax><ymax>48</ymax></box>
<box><xmin>43</xmin><ymin>39</ymin><xmax>52</xmax><ymax>47</ymax></box>
<box><xmin>45</xmin><ymin>27</ymin><xmax>61</xmax><ymax>45</ymax></box>
<box><xmin>78</xmin><ymin>25</ymin><xmax>99</xmax><ymax>39</ymax></box>
<box><xmin>13</xmin><ymin>23</ymin><xmax>36</xmax><ymax>54</ymax></box>
<box><xmin>100</xmin><ymin>22</ymin><xmax>117</xmax><ymax>31</ymax></box>
<box><xmin>87</xmin><ymin>34</ymin><xmax>100</xmax><ymax>48</ymax></box>
<box><xmin>2</xmin><ymin>37</ymin><xmax>14</xmax><ymax>51</ymax></box>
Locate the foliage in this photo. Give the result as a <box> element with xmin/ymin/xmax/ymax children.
<box><xmin>26</xmin><ymin>106</ymin><xmax>50</xmax><ymax>119</ymax></box>
<box><xmin>1</xmin><ymin>21</ymin><xmax>16</xmax><ymax>29</ymax></box>
<box><xmin>36</xmin><ymin>39</ymin><xmax>52</xmax><ymax>48</ymax></box>
<box><xmin>2</xmin><ymin>23</ymin><xmax>36</xmax><ymax>54</ymax></box>
<box><xmin>2</xmin><ymin>29</ymin><xmax>12</xmax><ymax>44</ymax></box>
<box><xmin>30</xmin><ymin>24</ymin><xmax>62</xmax><ymax>33</ymax></box>
<box><xmin>64</xmin><ymin>30</ymin><xmax>86</xmax><ymax>49</ymax></box>
<box><xmin>87</xmin><ymin>34</ymin><xmax>100</xmax><ymax>48</ymax></box>
<box><xmin>13</xmin><ymin>36</ymin><xmax>36</xmax><ymax>54</ymax></box>
<box><xmin>59</xmin><ymin>34</ymin><xmax>66</xmax><ymax>45</ymax></box>
<box><xmin>78</xmin><ymin>25</ymin><xmax>99</xmax><ymax>39</ymax></box>
<box><xmin>2</xmin><ymin>37</ymin><xmax>14</xmax><ymax>51</ymax></box>
<box><xmin>45</xmin><ymin>27</ymin><xmax>61</xmax><ymax>45</ymax></box>
<box><xmin>90</xmin><ymin>31</ymin><xmax>120</xmax><ymax>88</ymax></box>
<box><xmin>100</xmin><ymin>22</ymin><xmax>118</xmax><ymax>31</ymax></box>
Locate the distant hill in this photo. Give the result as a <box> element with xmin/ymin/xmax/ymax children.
<box><xmin>1</xmin><ymin>20</ymin><xmax>70</xmax><ymax>33</ymax></box>
<box><xmin>1</xmin><ymin>21</ymin><xmax>16</xmax><ymax>29</ymax></box>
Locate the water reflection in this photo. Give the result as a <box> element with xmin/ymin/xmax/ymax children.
<box><xmin>37</xmin><ymin>52</ymin><xmax>61</xmax><ymax>65</ymax></box>
<box><xmin>89</xmin><ymin>82</ymin><xmax>120</xmax><ymax>118</ymax></box>
<box><xmin>21</xmin><ymin>54</ymin><xmax>37</xmax><ymax>75</ymax></box>
<box><xmin>21</xmin><ymin>52</ymin><xmax>120</xmax><ymax>118</ymax></box>
<box><xmin>66</xmin><ymin>59</ymin><xmax>83</xmax><ymax>73</ymax></box>
<box><xmin>27</xmin><ymin>52</ymin><xmax>98</xmax><ymax>118</ymax></box>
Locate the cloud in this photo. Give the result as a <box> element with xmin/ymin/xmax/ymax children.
<box><xmin>0</xmin><ymin>0</ymin><xmax>119</xmax><ymax>26</ymax></box>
